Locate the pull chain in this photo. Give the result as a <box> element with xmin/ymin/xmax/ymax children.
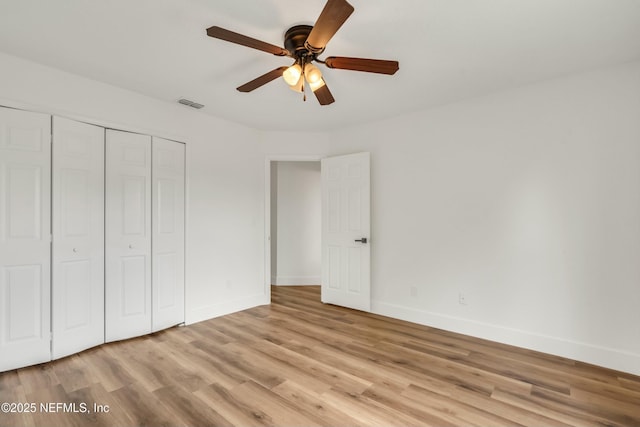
<box><xmin>301</xmin><ymin>60</ymin><xmax>307</xmax><ymax>102</ymax></box>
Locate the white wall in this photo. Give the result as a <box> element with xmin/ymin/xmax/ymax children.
<box><xmin>0</xmin><ymin>52</ymin><xmax>268</xmax><ymax>325</ymax></box>
<box><xmin>260</xmin><ymin>60</ymin><xmax>640</xmax><ymax>375</ymax></box>
<box><xmin>272</xmin><ymin>161</ymin><xmax>321</xmax><ymax>285</ymax></box>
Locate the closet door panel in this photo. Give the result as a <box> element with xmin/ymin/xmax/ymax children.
<box><xmin>52</xmin><ymin>117</ymin><xmax>105</xmax><ymax>359</ymax></box>
<box><xmin>122</xmin><ymin>256</ymin><xmax>147</xmax><ymax>315</ymax></box>
<box><xmin>152</xmin><ymin>138</ymin><xmax>185</xmax><ymax>332</ymax></box>
<box><xmin>105</xmin><ymin>130</ymin><xmax>152</xmax><ymax>342</ymax></box>
<box><xmin>0</xmin><ymin>107</ymin><xmax>51</xmax><ymax>372</ymax></box>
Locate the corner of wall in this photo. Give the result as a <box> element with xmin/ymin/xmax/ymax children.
<box><xmin>185</xmin><ymin>293</ymin><xmax>270</xmax><ymax>326</ymax></box>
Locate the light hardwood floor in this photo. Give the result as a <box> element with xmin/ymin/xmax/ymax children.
<box><xmin>1</xmin><ymin>286</ymin><xmax>639</xmax><ymax>426</ymax></box>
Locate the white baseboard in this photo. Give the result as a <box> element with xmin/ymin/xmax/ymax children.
<box><xmin>186</xmin><ymin>293</ymin><xmax>269</xmax><ymax>325</ymax></box>
<box><xmin>372</xmin><ymin>300</ymin><xmax>640</xmax><ymax>376</ymax></box>
<box><xmin>273</xmin><ymin>275</ymin><xmax>321</xmax><ymax>286</ymax></box>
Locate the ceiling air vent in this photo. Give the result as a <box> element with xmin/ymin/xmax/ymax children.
<box><xmin>178</xmin><ymin>98</ymin><xmax>204</xmax><ymax>109</ymax></box>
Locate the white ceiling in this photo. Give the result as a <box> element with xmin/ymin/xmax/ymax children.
<box><xmin>1</xmin><ymin>0</ymin><xmax>639</xmax><ymax>131</ymax></box>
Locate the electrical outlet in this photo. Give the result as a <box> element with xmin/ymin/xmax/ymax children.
<box><xmin>410</xmin><ymin>286</ymin><xmax>418</xmax><ymax>297</ymax></box>
<box><xmin>458</xmin><ymin>292</ymin><xmax>467</xmax><ymax>305</ymax></box>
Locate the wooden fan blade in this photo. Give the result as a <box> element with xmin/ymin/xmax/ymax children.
<box><xmin>312</xmin><ymin>81</ymin><xmax>335</xmax><ymax>106</ymax></box>
<box><xmin>237</xmin><ymin>67</ymin><xmax>288</xmax><ymax>92</ymax></box>
<box><xmin>206</xmin><ymin>26</ymin><xmax>289</xmax><ymax>56</ymax></box>
<box><xmin>325</xmin><ymin>57</ymin><xmax>399</xmax><ymax>75</ymax></box>
<box><xmin>306</xmin><ymin>0</ymin><xmax>354</xmax><ymax>52</ymax></box>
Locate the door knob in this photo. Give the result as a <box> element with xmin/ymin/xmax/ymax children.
<box><xmin>128</xmin><ymin>244</ymin><xmax>134</xmax><ymax>249</ymax></box>
<box><xmin>72</xmin><ymin>248</ymin><xmax>78</xmax><ymax>253</ymax></box>
<box><xmin>355</xmin><ymin>238</ymin><xmax>368</xmax><ymax>244</ymax></box>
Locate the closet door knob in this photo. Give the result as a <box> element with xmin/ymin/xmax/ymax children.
<box><xmin>72</xmin><ymin>248</ymin><xmax>78</xmax><ymax>253</ymax></box>
<box><xmin>128</xmin><ymin>244</ymin><xmax>134</xmax><ymax>249</ymax></box>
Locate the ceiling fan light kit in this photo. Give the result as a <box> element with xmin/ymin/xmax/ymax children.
<box><xmin>304</xmin><ymin>63</ymin><xmax>323</xmax><ymax>85</ymax></box>
<box><xmin>282</xmin><ymin>63</ymin><xmax>302</xmax><ymax>86</ymax></box>
<box><xmin>206</xmin><ymin>0</ymin><xmax>399</xmax><ymax>106</ymax></box>
<box><xmin>288</xmin><ymin>74</ymin><xmax>304</xmax><ymax>93</ymax></box>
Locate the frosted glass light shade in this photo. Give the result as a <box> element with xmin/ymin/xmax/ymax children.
<box><xmin>289</xmin><ymin>76</ymin><xmax>304</xmax><ymax>93</ymax></box>
<box><xmin>282</xmin><ymin>64</ymin><xmax>302</xmax><ymax>86</ymax></box>
<box><xmin>304</xmin><ymin>63</ymin><xmax>323</xmax><ymax>85</ymax></box>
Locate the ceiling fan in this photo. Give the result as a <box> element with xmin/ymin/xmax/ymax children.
<box><xmin>206</xmin><ymin>0</ymin><xmax>399</xmax><ymax>106</ymax></box>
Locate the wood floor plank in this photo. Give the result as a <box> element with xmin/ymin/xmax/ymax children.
<box><xmin>193</xmin><ymin>382</ymin><xmax>275</xmax><ymax>427</ymax></box>
<box><xmin>187</xmin><ymin>339</ymin><xmax>260</xmax><ymax>389</ymax></box>
<box><xmin>249</xmin><ymin>339</ymin><xmax>374</xmax><ymax>395</ymax></box>
<box><xmin>340</xmin><ymin>341</ymin><xmax>497</xmax><ymax>396</ymax></box>
<box><xmin>194</xmin><ymin>341</ymin><xmax>285</xmax><ymax>390</ymax></box>
<box><xmin>224</xmin><ymin>341</ymin><xmax>333</xmax><ymax>395</ymax></box>
<box><xmin>16</xmin><ymin>363</ymin><xmax>60</xmax><ymax>396</ymax></box>
<box><xmin>185</xmin><ymin>320</ymin><xmax>236</xmax><ymax>345</ymax></box>
<box><xmin>1</xmin><ymin>285</ymin><xmax>639</xmax><ymax>427</ymax></box>
<box><xmin>228</xmin><ymin>380</ymin><xmax>324</xmax><ymax>427</ymax></box>
<box><xmin>0</xmin><ymin>369</ymin><xmax>20</xmax><ymax>392</ymax></box>
<box><xmin>321</xmin><ymin>387</ymin><xmax>428</xmax><ymax>426</ymax></box>
<box><xmin>52</xmin><ymin>354</ymin><xmax>98</xmax><ymax>394</ymax></box>
<box><xmin>154</xmin><ymin>385</ymin><xmax>233</xmax><ymax>427</ymax></box>
<box><xmin>530</xmin><ymin>386</ymin><xmax>640</xmax><ymax>426</ymax></box>
<box><xmin>375</xmin><ymin>340</ymin><xmax>536</xmax><ymax>395</ymax></box>
<box><xmin>109</xmin><ymin>382</ymin><xmax>182</xmax><ymax>427</ymax></box>
<box><xmin>67</xmin><ymin>383</ymin><xmax>131</xmax><ymax>427</ymax></box>
<box><xmin>306</xmin><ymin>342</ymin><xmax>414</xmax><ymax>393</ymax></box>
<box><xmin>79</xmin><ymin>346</ymin><xmax>136</xmax><ymax>392</ymax></box>
<box><xmin>156</xmin><ymin>336</ymin><xmax>244</xmax><ymax>390</ymax></box>
<box><xmin>619</xmin><ymin>376</ymin><xmax>640</xmax><ymax>392</ymax></box>
<box><xmin>492</xmin><ymin>387</ymin><xmax>615</xmax><ymax>427</ymax></box>
<box><xmin>100</xmin><ymin>339</ymin><xmax>169</xmax><ymax>393</ymax></box>
<box><xmin>363</xmin><ymin>384</ymin><xmax>467</xmax><ymax>427</ymax></box>
<box><xmin>439</xmin><ymin>384</ymin><xmax>558</xmax><ymax>427</ymax></box>
<box><xmin>270</xmin><ymin>380</ymin><xmax>365</xmax><ymax>427</ymax></box>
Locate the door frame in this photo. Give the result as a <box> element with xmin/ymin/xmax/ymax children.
<box><xmin>264</xmin><ymin>155</ymin><xmax>325</xmax><ymax>299</ymax></box>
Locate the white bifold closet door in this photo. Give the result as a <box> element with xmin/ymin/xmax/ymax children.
<box><xmin>0</xmin><ymin>107</ymin><xmax>52</xmax><ymax>372</ymax></box>
<box><xmin>105</xmin><ymin>130</ymin><xmax>152</xmax><ymax>342</ymax></box>
<box><xmin>51</xmin><ymin>117</ymin><xmax>105</xmax><ymax>359</ymax></box>
<box><xmin>151</xmin><ymin>137</ymin><xmax>185</xmax><ymax>331</ymax></box>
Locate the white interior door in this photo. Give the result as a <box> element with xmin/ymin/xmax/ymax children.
<box><xmin>151</xmin><ymin>137</ymin><xmax>185</xmax><ymax>332</ymax></box>
<box><xmin>0</xmin><ymin>107</ymin><xmax>52</xmax><ymax>371</ymax></box>
<box><xmin>321</xmin><ymin>152</ymin><xmax>371</xmax><ymax>311</ymax></box>
<box><xmin>51</xmin><ymin>117</ymin><xmax>104</xmax><ymax>359</ymax></box>
<box><xmin>105</xmin><ymin>130</ymin><xmax>152</xmax><ymax>342</ymax></box>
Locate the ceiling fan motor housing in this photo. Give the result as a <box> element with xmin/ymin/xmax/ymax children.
<box><xmin>284</xmin><ymin>25</ymin><xmax>322</xmax><ymax>62</ymax></box>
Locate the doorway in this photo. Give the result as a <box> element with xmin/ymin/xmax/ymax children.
<box><xmin>265</xmin><ymin>156</ymin><xmax>323</xmax><ymax>298</ymax></box>
<box><xmin>271</xmin><ymin>160</ymin><xmax>322</xmax><ymax>286</ymax></box>
<box><xmin>264</xmin><ymin>153</ymin><xmax>371</xmax><ymax>311</ymax></box>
